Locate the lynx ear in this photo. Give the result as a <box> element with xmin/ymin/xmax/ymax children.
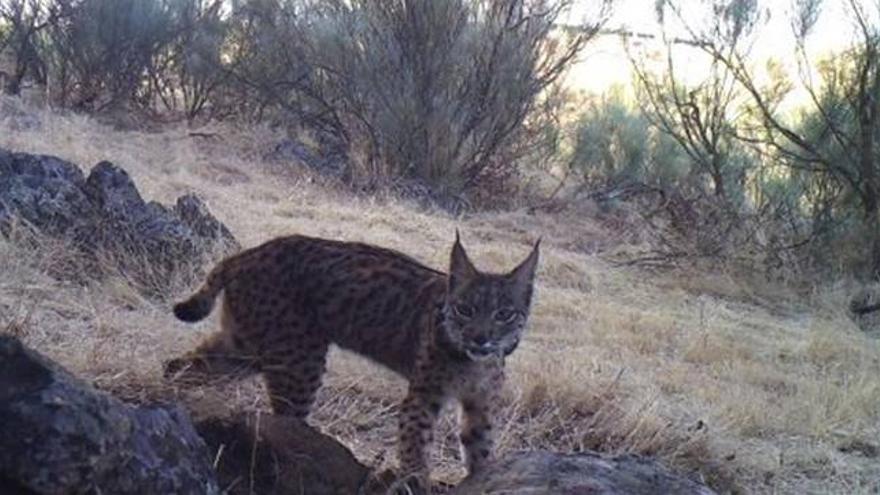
<box><xmin>449</xmin><ymin>230</ymin><xmax>477</xmax><ymax>289</ymax></box>
<box><xmin>509</xmin><ymin>239</ymin><xmax>540</xmax><ymax>304</ymax></box>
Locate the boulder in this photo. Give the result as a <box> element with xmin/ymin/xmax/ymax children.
<box><xmin>0</xmin><ymin>335</ymin><xmax>219</xmax><ymax>494</ymax></box>
<box><xmin>451</xmin><ymin>450</ymin><xmax>716</xmax><ymax>495</ymax></box>
<box><xmin>195</xmin><ymin>414</ymin><xmax>376</xmax><ymax>495</ymax></box>
<box><xmin>0</xmin><ymin>148</ymin><xmax>239</xmax><ymax>295</ymax></box>
<box><xmin>0</xmin><ymin>149</ymin><xmax>91</xmax><ymax>236</ymax></box>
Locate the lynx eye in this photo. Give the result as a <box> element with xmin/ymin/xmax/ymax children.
<box><xmin>493</xmin><ymin>308</ymin><xmax>517</xmax><ymax>323</ymax></box>
<box><xmin>453</xmin><ymin>303</ymin><xmax>475</xmax><ymax>319</ymax></box>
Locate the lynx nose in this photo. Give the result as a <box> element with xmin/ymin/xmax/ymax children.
<box><xmin>470</xmin><ymin>335</ymin><xmax>495</xmax><ymax>354</ymax></box>
<box><xmin>472</xmin><ymin>335</ymin><xmax>490</xmax><ymax>346</ymax></box>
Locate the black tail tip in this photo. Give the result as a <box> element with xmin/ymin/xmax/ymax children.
<box><xmin>173</xmin><ymin>299</ymin><xmax>209</xmax><ymax>323</ymax></box>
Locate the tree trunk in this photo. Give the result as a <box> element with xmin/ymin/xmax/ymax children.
<box><xmin>861</xmin><ymin>128</ymin><xmax>879</xmax><ymax>279</ymax></box>
<box><xmin>858</xmin><ymin>45</ymin><xmax>880</xmax><ymax>279</ymax></box>
<box><xmin>867</xmin><ymin>202</ymin><xmax>880</xmax><ymax>280</ymax></box>
<box><xmin>711</xmin><ymin>168</ymin><xmax>726</xmax><ymax>198</ymax></box>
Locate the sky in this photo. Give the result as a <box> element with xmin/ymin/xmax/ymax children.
<box><xmin>565</xmin><ymin>0</ymin><xmax>861</xmax><ymax>93</ymax></box>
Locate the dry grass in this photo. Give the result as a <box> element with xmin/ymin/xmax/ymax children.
<box><xmin>2</xmin><ymin>97</ymin><xmax>879</xmax><ymax>494</ymax></box>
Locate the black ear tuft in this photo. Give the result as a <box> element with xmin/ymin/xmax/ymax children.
<box><xmin>449</xmin><ymin>230</ymin><xmax>477</xmax><ymax>289</ymax></box>
<box><xmin>509</xmin><ymin>240</ymin><xmax>540</xmax><ymax>303</ymax></box>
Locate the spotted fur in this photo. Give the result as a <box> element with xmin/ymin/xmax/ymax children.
<box><xmin>165</xmin><ymin>232</ymin><xmax>539</xmax><ymax>487</ymax></box>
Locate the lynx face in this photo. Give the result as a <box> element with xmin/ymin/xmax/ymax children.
<box><xmin>442</xmin><ymin>234</ymin><xmax>540</xmax><ymax>362</ymax></box>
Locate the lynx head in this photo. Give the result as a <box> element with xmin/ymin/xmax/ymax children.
<box><xmin>441</xmin><ymin>231</ymin><xmax>540</xmax><ymax>362</ymax></box>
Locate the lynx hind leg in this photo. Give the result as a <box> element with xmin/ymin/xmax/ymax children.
<box><xmin>262</xmin><ymin>336</ymin><xmax>329</xmax><ymax>418</ymax></box>
<box><xmin>386</xmin><ymin>473</ymin><xmax>430</xmax><ymax>495</ymax></box>
<box><xmin>164</xmin><ymin>300</ymin><xmax>258</xmax><ymax>383</ymax></box>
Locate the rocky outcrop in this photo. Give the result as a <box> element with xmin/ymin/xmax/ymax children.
<box><xmin>0</xmin><ymin>149</ymin><xmax>91</xmax><ymax>236</ymax></box>
<box><xmin>450</xmin><ymin>450</ymin><xmax>716</xmax><ymax>495</ymax></box>
<box><xmin>0</xmin><ymin>335</ymin><xmax>219</xmax><ymax>494</ymax></box>
<box><xmin>0</xmin><ymin>148</ymin><xmax>239</xmax><ymax>295</ymax></box>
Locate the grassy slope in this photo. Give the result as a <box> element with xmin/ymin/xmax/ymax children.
<box><xmin>1</xmin><ymin>100</ymin><xmax>879</xmax><ymax>494</ymax></box>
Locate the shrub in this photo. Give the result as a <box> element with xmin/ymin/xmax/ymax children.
<box><xmin>223</xmin><ymin>0</ymin><xmax>611</xmax><ymax>194</ymax></box>
<box><xmin>0</xmin><ymin>0</ymin><xmax>48</xmax><ymax>95</ymax></box>
<box><xmin>43</xmin><ymin>0</ymin><xmax>177</xmax><ymax>110</ymax></box>
<box><xmin>570</xmin><ymin>87</ymin><xmax>687</xmax><ymax>192</ymax></box>
<box><xmin>149</xmin><ymin>0</ymin><xmax>230</xmax><ymax>121</ymax></box>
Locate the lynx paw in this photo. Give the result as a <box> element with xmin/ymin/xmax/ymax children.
<box><xmin>386</xmin><ymin>472</ymin><xmax>429</xmax><ymax>495</ymax></box>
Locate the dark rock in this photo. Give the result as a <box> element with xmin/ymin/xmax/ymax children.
<box><xmin>850</xmin><ymin>288</ymin><xmax>880</xmax><ymax>337</ymax></box>
<box><xmin>82</xmin><ymin>161</ymin><xmax>146</xmax><ymax>214</ymax></box>
<box><xmin>175</xmin><ymin>194</ymin><xmax>237</xmax><ymax>248</ymax></box>
<box><xmin>0</xmin><ymin>335</ymin><xmax>220</xmax><ymax>494</ymax></box>
<box><xmin>450</xmin><ymin>450</ymin><xmax>716</xmax><ymax>495</ymax></box>
<box><xmin>0</xmin><ymin>148</ymin><xmax>240</xmax><ymax>296</ymax></box>
<box><xmin>195</xmin><ymin>413</ymin><xmax>374</xmax><ymax>495</ymax></box>
<box><xmin>0</xmin><ymin>148</ymin><xmax>92</xmax><ymax>236</ymax></box>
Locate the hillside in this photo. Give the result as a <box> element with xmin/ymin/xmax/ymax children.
<box><xmin>1</xmin><ymin>99</ymin><xmax>879</xmax><ymax>494</ymax></box>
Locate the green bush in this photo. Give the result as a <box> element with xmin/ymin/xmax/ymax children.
<box><xmin>569</xmin><ymin>87</ymin><xmax>691</xmax><ymax>193</ymax></box>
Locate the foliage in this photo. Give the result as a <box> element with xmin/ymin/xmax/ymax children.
<box><xmin>220</xmin><ymin>0</ymin><xmax>611</xmax><ymax>191</ymax></box>
<box><xmin>0</xmin><ymin>0</ymin><xmax>49</xmax><ymax>95</ymax></box>
<box><xmin>591</xmin><ymin>0</ymin><xmax>880</xmax><ymax>281</ymax></box>
<box><xmin>151</xmin><ymin>0</ymin><xmax>229</xmax><ymax>120</ymax></box>
<box><xmin>630</xmin><ymin>0</ymin><xmax>762</xmax><ymax>206</ymax></box>
<box><xmin>0</xmin><ymin>0</ymin><xmax>612</xmax><ymax>197</ymax></box>
<box><xmin>569</xmin><ymin>87</ymin><xmax>690</xmax><ymax>192</ymax></box>
<box><xmin>43</xmin><ymin>0</ymin><xmax>178</xmax><ymax>110</ymax></box>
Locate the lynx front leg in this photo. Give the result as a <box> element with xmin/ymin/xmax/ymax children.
<box><xmin>398</xmin><ymin>385</ymin><xmax>444</xmax><ymax>491</ymax></box>
<box><xmin>460</xmin><ymin>397</ymin><xmax>497</xmax><ymax>475</ymax></box>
